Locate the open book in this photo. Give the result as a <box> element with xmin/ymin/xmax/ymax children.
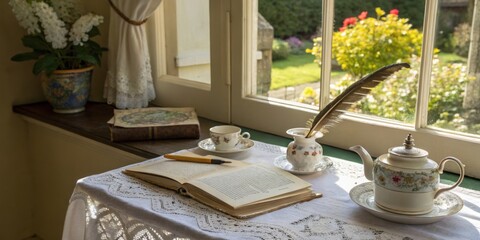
<box><xmin>123</xmin><ymin>152</ymin><xmax>322</xmax><ymax>218</ymax></box>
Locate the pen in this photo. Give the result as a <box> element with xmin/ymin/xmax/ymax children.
<box><xmin>164</xmin><ymin>154</ymin><xmax>232</xmax><ymax>164</ymax></box>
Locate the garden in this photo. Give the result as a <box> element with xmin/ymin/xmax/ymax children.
<box><xmin>259</xmin><ymin>0</ymin><xmax>479</xmax><ymax>134</ymax></box>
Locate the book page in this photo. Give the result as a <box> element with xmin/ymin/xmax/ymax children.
<box><xmin>188</xmin><ymin>164</ymin><xmax>311</xmax><ymax>208</ymax></box>
<box><xmin>124</xmin><ymin>151</ymin><xmax>248</xmax><ymax>184</ymax></box>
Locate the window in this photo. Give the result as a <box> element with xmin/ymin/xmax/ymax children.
<box><xmin>152</xmin><ymin>0</ymin><xmax>480</xmax><ymax>178</ymax></box>
<box><xmin>164</xmin><ymin>0</ymin><xmax>211</xmax><ymax>84</ymax></box>
<box><xmin>150</xmin><ymin>0</ymin><xmax>230</xmax><ymax>123</ymax></box>
<box><xmin>230</xmin><ymin>0</ymin><xmax>480</xmax><ymax>178</ymax></box>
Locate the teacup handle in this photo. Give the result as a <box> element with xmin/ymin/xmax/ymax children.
<box><xmin>241</xmin><ymin>132</ymin><xmax>251</xmax><ymax>139</ymax></box>
<box><xmin>434</xmin><ymin>156</ymin><xmax>465</xmax><ymax>199</ymax></box>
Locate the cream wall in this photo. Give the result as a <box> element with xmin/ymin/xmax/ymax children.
<box><xmin>0</xmin><ymin>1</ymin><xmax>117</xmax><ymax>239</ymax></box>
<box><xmin>176</xmin><ymin>0</ymin><xmax>212</xmax><ymax>83</ymax></box>
<box><xmin>27</xmin><ymin>120</ymin><xmax>143</xmax><ymax>240</ymax></box>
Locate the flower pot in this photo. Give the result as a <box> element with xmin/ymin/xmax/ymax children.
<box><xmin>40</xmin><ymin>66</ymin><xmax>94</xmax><ymax>114</ymax></box>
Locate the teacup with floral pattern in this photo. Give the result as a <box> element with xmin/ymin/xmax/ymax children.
<box><xmin>210</xmin><ymin>125</ymin><xmax>250</xmax><ymax>151</ymax></box>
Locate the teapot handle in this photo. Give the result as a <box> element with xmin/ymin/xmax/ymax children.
<box><xmin>434</xmin><ymin>156</ymin><xmax>465</xmax><ymax>199</ymax></box>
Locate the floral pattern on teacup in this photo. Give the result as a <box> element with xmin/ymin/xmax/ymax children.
<box><xmin>374</xmin><ymin>164</ymin><xmax>439</xmax><ymax>193</ymax></box>
<box><xmin>211</xmin><ymin>135</ymin><xmax>221</xmax><ymax>145</ymax></box>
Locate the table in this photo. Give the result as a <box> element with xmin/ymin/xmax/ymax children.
<box><xmin>62</xmin><ymin>141</ymin><xmax>480</xmax><ymax>240</ymax></box>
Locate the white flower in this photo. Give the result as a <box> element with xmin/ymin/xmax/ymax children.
<box><xmin>9</xmin><ymin>0</ymin><xmax>40</xmax><ymax>35</ymax></box>
<box><xmin>50</xmin><ymin>0</ymin><xmax>81</xmax><ymax>24</ymax></box>
<box><xmin>32</xmin><ymin>1</ymin><xmax>68</xmax><ymax>49</ymax></box>
<box><xmin>69</xmin><ymin>13</ymin><xmax>104</xmax><ymax>46</ymax></box>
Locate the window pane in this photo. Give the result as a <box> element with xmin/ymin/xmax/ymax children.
<box><xmin>326</xmin><ymin>1</ymin><xmax>425</xmax><ymax>124</ymax></box>
<box><xmin>166</xmin><ymin>0</ymin><xmax>211</xmax><ymax>84</ymax></box>
<box><xmin>255</xmin><ymin>0</ymin><xmax>322</xmax><ymax>108</ymax></box>
<box><xmin>255</xmin><ymin>0</ymin><xmax>429</xmax><ymax>123</ymax></box>
<box><xmin>428</xmin><ymin>1</ymin><xmax>479</xmax><ymax>136</ymax></box>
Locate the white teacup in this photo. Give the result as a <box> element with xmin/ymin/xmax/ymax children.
<box><xmin>210</xmin><ymin>125</ymin><xmax>250</xmax><ymax>151</ymax></box>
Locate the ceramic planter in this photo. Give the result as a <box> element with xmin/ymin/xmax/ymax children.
<box><xmin>40</xmin><ymin>66</ymin><xmax>94</xmax><ymax>113</ymax></box>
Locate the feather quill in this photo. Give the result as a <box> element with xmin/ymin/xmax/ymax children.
<box><xmin>305</xmin><ymin>62</ymin><xmax>410</xmax><ymax>138</ymax></box>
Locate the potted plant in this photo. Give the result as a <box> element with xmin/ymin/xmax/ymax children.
<box><xmin>9</xmin><ymin>0</ymin><xmax>107</xmax><ymax>113</ymax></box>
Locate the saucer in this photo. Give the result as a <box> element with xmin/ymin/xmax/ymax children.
<box><xmin>349</xmin><ymin>182</ymin><xmax>463</xmax><ymax>224</ymax></box>
<box><xmin>198</xmin><ymin>138</ymin><xmax>254</xmax><ymax>153</ymax></box>
<box><xmin>273</xmin><ymin>156</ymin><xmax>332</xmax><ymax>175</ymax></box>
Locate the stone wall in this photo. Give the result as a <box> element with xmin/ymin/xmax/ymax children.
<box><xmin>256</xmin><ymin>14</ymin><xmax>273</xmax><ymax>96</ymax></box>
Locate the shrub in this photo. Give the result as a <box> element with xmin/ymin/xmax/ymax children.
<box><xmin>334</xmin><ymin>0</ymin><xmax>425</xmax><ymax>30</ymax></box>
<box><xmin>298</xmin><ymin>86</ymin><xmax>319</xmax><ymax>106</ymax></box>
<box><xmin>259</xmin><ymin>0</ymin><xmax>424</xmax><ymax>39</ymax></box>
<box><xmin>272</xmin><ymin>38</ymin><xmax>290</xmax><ymax>61</ymax></box>
<box><xmin>453</xmin><ymin>23</ymin><xmax>471</xmax><ymax>58</ymax></box>
<box><xmin>309</xmin><ymin>8</ymin><xmax>423</xmax><ymax>78</ymax></box>
<box><xmin>259</xmin><ymin>0</ymin><xmax>322</xmax><ymax>38</ymax></box>
<box><xmin>330</xmin><ymin>55</ymin><xmax>475</xmax><ymax>132</ymax></box>
<box><xmin>286</xmin><ymin>36</ymin><xmax>305</xmax><ymax>55</ymax></box>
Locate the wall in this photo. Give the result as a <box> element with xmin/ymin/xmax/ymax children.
<box><xmin>27</xmin><ymin>121</ymin><xmax>143</xmax><ymax>240</ymax></box>
<box><xmin>176</xmin><ymin>0</ymin><xmax>211</xmax><ymax>84</ymax></box>
<box><xmin>0</xmin><ymin>1</ymin><xmax>112</xmax><ymax>239</ymax></box>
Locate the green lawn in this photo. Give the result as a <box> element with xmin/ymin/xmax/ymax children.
<box><xmin>271</xmin><ymin>54</ymin><xmax>319</xmax><ymax>90</ymax></box>
<box><xmin>438</xmin><ymin>52</ymin><xmax>467</xmax><ymax>64</ymax></box>
<box><xmin>270</xmin><ymin>52</ymin><xmax>466</xmax><ymax>91</ymax></box>
<box><xmin>271</xmin><ymin>54</ymin><xmax>345</xmax><ymax>90</ymax></box>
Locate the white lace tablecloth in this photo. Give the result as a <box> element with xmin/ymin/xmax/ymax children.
<box><xmin>62</xmin><ymin>141</ymin><xmax>480</xmax><ymax>240</ymax></box>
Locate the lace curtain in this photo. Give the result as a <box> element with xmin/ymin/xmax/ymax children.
<box><xmin>104</xmin><ymin>0</ymin><xmax>162</xmax><ymax>109</ymax></box>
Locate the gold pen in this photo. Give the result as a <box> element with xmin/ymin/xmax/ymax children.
<box><xmin>164</xmin><ymin>154</ymin><xmax>232</xmax><ymax>164</ymax></box>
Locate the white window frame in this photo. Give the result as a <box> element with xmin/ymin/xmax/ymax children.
<box><xmin>148</xmin><ymin>0</ymin><xmax>231</xmax><ymax>123</ymax></box>
<box><xmin>149</xmin><ymin>0</ymin><xmax>479</xmax><ymax>178</ymax></box>
<box><xmin>230</xmin><ymin>0</ymin><xmax>480</xmax><ymax>178</ymax></box>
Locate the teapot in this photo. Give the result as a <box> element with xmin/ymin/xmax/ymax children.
<box><xmin>350</xmin><ymin>134</ymin><xmax>465</xmax><ymax>215</ymax></box>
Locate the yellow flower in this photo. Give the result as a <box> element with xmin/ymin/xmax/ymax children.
<box><xmin>375</xmin><ymin>7</ymin><xmax>385</xmax><ymax>17</ymax></box>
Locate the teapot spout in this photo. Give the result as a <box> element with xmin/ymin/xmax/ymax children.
<box><xmin>349</xmin><ymin>145</ymin><xmax>374</xmax><ymax>181</ymax></box>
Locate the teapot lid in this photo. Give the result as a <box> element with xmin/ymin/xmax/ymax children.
<box><xmin>389</xmin><ymin>134</ymin><xmax>428</xmax><ymax>158</ymax></box>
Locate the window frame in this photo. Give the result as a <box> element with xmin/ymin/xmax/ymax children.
<box><xmin>230</xmin><ymin>0</ymin><xmax>480</xmax><ymax>178</ymax></box>
<box><xmin>149</xmin><ymin>0</ymin><xmax>231</xmax><ymax>123</ymax></box>
<box><xmin>150</xmin><ymin>0</ymin><xmax>479</xmax><ymax>178</ymax></box>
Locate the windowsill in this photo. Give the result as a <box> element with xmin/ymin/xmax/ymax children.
<box><xmin>12</xmin><ymin>101</ymin><xmax>480</xmax><ymax>191</ymax></box>
<box><xmin>12</xmin><ymin>102</ymin><xmax>225</xmax><ymax>158</ymax></box>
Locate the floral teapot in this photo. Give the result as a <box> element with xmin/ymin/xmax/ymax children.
<box><xmin>350</xmin><ymin>134</ymin><xmax>465</xmax><ymax>215</ymax></box>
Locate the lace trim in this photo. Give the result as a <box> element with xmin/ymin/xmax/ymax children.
<box><xmin>71</xmin><ymin>191</ymin><xmax>183</xmax><ymax>240</ymax></box>
<box><xmin>104</xmin><ymin>57</ymin><xmax>155</xmax><ymax>109</ymax></box>
<box><xmin>78</xmin><ymin>142</ymin><xmax>419</xmax><ymax>240</ymax></box>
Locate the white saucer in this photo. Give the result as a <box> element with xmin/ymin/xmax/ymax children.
<box><xmin>349</xmin><ymin>182</ymin><xmax>463</xmax><ymax>224</ymax></box>
<box><xmin>273</xmin><ymin>155</ymin><xmax>332</xmax><ymax>175</ymax></box>
<box><xmin>198</xmin><ymin>138</ymin><xmax>254</xmax><ymax>153</ymax></box>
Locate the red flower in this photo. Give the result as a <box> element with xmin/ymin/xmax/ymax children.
<box><xmin>392</xmin><ymin>175</ymin><xmax>402</xmax><ymax>183</ymax></box>
<box><xmin>358</xmin><ymin>11</ymin><xmax>368</xmax><ymax>20</ymax></box>
<box><xmin>339</xmin><ymin>26</ymin><xmax>347</xmax><ymax>32</ymax></box>
<box><xmin>390</xmin><ymin>9</ymin><xmax>399</xmax><ymax>16</ymax></box>
<box><xmin>343</xmin><ymin>17</ymin><xmax>357</xmax><ymax>27</ymax></box>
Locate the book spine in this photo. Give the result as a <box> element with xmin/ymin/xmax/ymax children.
<box><xmin>110</xmin><ymin>125</ymin><xmax>200</xmax><ymax>142</ymax></box>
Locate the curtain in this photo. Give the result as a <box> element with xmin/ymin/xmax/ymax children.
<box><xmin>104</xmin><ymin>0</ymin><xmax>162</xmax><ymax>109</ymax></box>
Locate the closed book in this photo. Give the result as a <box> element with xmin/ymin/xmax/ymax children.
<box><xmin>108</xmin><ymin>107</ymin><xmax>200</xmax><ymax>142</ymax></box>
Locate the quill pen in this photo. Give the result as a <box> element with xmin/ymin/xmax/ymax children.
<box><xmin>305</xmin><ymin>62</ymin><xmax>411</xmax><ymax>138</ymax></box>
